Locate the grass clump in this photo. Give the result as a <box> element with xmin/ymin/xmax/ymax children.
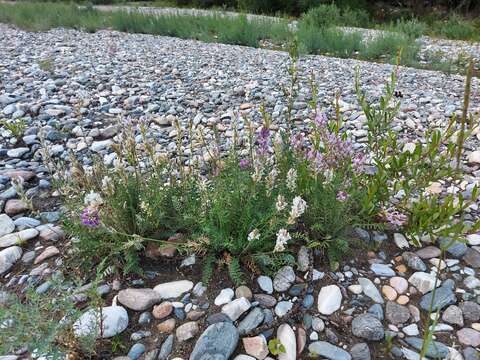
<box><xmin>433</xmin><ymin>14</ymin><xmax>479</xmax><ymax>41</ymax></box>
<box><xmin>359</xmin><ymin>32</ymin><xmax>420</xmax><ymax>64</ymax></box>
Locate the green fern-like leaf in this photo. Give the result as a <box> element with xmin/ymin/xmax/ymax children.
<box><xmin>202</xmin><ymin>254</ymin><xmax>215</xmax><ymax>285</ymax></box>
<box><xmin>228</xmin><ymin>257</ymin><xmax>244</xmax><ymax>286</ymax></box>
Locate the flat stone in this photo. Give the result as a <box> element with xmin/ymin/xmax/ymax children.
<box><xmin>386</xmin><ymin>301</ymin><xmax>410</xmax><ymax>325</ymax></box>
<box><xmin>117</xmin><ymin>288</ymin><xmax>162</xmax><ymax>311</ymax></box>
<box><xmin>317</xmin><ymin>285</ymin><xmax>342</xmax><ymax>315</ymax></box>
<box><xmin>73</xmin><ymin>306</ymin><xmax>128</xmax><ymax>338</ymax></box>
<box><xmin>242</xmin><ymin>335</ymin><xmax>268</xmax><ymax>360</ymax></box>
<box><xmin>190</xmin><ymin>322</ymin><xmax>239</xmax><ymax>360</ymax></box>
<box><xmin>159</xmin><ymin>334</ymin><xmax>174</xmax><ymax>360</ymax></box>
<box><xmin>442</xmin><ymin>305</ymin><xmax>464</xmax><ymax>326</ymax></box>
<box><xmin>419</xmin><ymin>280</ymin><xmax>456</xmax><ymax>311</ymax></box>
<box><xmin>4</xmin><ymin>199</ymin><xmax>28</xmax><ymax>216</ymax></box>
<box><xmin>351</xmin><ymin>313</ymin><xmax>384</xmax><ymax>341</ymax></box>
<box><xmin>277</xmin><ymin>324</ymin><xmax>296</xmax><ymax>360</ymax></box>
<box><xmin>358</xmin><ymin>277</ymin><xmax>384</xmax><ymax>303</ymax></box>
<box><xmin>308</xmin><ymin>341</ymin><xmax>351</xmax><ymax>360</ymax></box>
<box><xmin>439</xmin><ymin>238</ymin><xmax>467</xmax><ymax>258</ymax></box>
<box><xmin>390</xmin><ymin>277</ymin><xmax>408</xmax><ymax>294</ymax></box>
<box><xmin>0</xmin><ymin>228</ymin><xmax>38</xmax><ymax>248</ymax></box>
<box><xmin>415</xmin><ymin>246</ymin><xmax>441</xmax><ymax>259</ymax></box>
<box><xmin>408</xmin><ymin>272</ymin><xmax>438</xmax><ymax>294</ymax></box>
<box><xmin>404</xmin><ymin>337</ymin><xmax>449</xmax><ymax>358</ymax></box>
<box><xmin>463</xmin><ymin>248</ymin><xmax>480</xmax><ymax>268</ymax></box>
<box><xmin>238</xmin><ymin>307</ymin><xmax>264</xmax><ymax>335</ymax></box>
<box><xmin>458</xmin><ymin>328</ymin><xmax>480</xmax><ymax>347</ymax></box>
<box><xmin>0</xmin><ymin>246</ymin><xmax>22</xmax><ymax>274</ymax></box>
<box><xmin>351</xmin><ymin>343</ymin><xmax>371</xmax><ymax>360</ymax></box>
<box><xmin>273</xmin><ymin>266</ymin><xmax>295</xmax><ymax>292</ymax></box>
<box><xmin>460</xmin><ymin>301</ymin><xmax>480</xmax><ymax>322</ymax></box>
<box><xmin>33</xmin><ymin>246</ymin><xmax>59</xmax><ymax>264</ymax></box>
<box><xmin>394</xmin><ymin>233</ymin><xmax>409</xmax><ymax>249</ymax></box>
<box><xmin>176</xmin><ymin>321</ymin><xmax>199</xmax><ymax>342</ymax></box>
<box><xmin>222</xmin><ymin>297</ymin><xmax>251</xmax><ymax>321</ymax></box>
<box><xmin>257</xmin><ymin>275</ymin><xmax>273</xmax><ymax>294</ymax></box>
<box><xmin>297</xmin><ymin>245</ymin><xmax>309</xmax><ymax>271</ymax></box>
<box><xmin>0</xmin><ymin>214</ymin><xmax>15</xmax><ymax>237</ymax></box>
<box><xmin>402</xmin><ymin>252</ymin><xmax>427</xmax><ymax>271</ymax></box>
<box><xmin>215</xmin><ymin>288</ymin><xmax>234</xmax><ymax>306</ymax></box>
<box><xmin>157</xmin><ymin>318</ymin><xmax>176</xmax><ymax>333</ymax></box>
<box><xmin>467</xmin><ymin>234</ymin><xmax>480</xmax><ymax>246</ymax></box>
<box><xmin>153</xmin><ymin>302</ymin><xmax>173</xmax><ymax>319</ymax></box>
<box><xmin>235</xmin><ymin>285</ymin><xmax>252</xmax><ymax>300</ymax></box>
<box><xmin>154</xmin><ymin>280</ymin><xmax>193</xmax><ymax>299</ymax></box>
<box><xmin>402</xmin><ymin>324</ymin><xmax>419</xmax><ymax>336</ymax></box>
<box><xmin>253</xmin><ymin>294</ymin><xmax>276</xmax><ymax>308</ymax></box>
<box><xmin>275</xmin><ymin>301</ymin><xmax>293</xmax><ymax>317</ymax></box>
<box><xmin>370</xmin><ymin>263</ymin><xmax>395</xmax><ymax>277</ymax></box>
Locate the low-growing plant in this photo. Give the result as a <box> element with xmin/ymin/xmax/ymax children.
<box><xmin>0</xmin><ymin>118</ymin><xmax>27</xmax><ymax>140</ymax></box>
<box><xmin>57</xmin><ymin>120</ymin><xmax>202</xmax><ymax>274</ymax></box>
<box><xmin>301</xmin><ymin>4</ymin><xmax>341</xmax><ymax>29</ymax></box>
<box><xmin>297</xmin><ymin>25</ymin><xmax>363</xmax><ymax>58</ymax></box>
<box><xmin>359</xmin><ymin>32</ymin><xmax>419</xmax><ymax>64</ymax></box>
<box><xmin>391</xmin><ymin>18</ymin><xmax>426</xmax><ymax>39</ymax></box>
<box><xmin>434</xmin><ymin>14</ymin><xmax>478</xmax><ymax>41</ymax></box>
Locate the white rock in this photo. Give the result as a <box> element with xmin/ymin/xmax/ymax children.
<box><xmin>317</xmin><ymin>285</ymin><xmax>342</xmax><ymax>315</ymax></box>
<box><xmin>0</xmin><ymin>228</ymin><xmax>39</xmax><ymax>248</ymax></box>
<box><xmin>358</xmin><ymin>277</ymin><xmax>384</xmax><ymax>303</ymax></box>
<box><xmin>403</xmin><ymin>324</ymin><xmax>419</xmax><ymax>336</ymax></box>
<box><xmin>468</xmin><ymin>150</ymin><xmax>480</xmax><ymax>164</ymax></box>
<box><xmin>277</xmin><ymin>324</ymin><xmax>296</xmax><ymax>360</ymax></box>
<box><xmin>348</xmin><ymin>284</ymin><xmax>362</xmax><ymax>294</ymax></box>
<box><xmin>257</xmin><ymin>275</ymin><xmax>273</xmax><ymax>294</ymax></box>
<box><xmin>153</xmin><ymin>280</ymin><xmax>193</xmax><ymax>299</ymax></box>
<box><xmin>467</xmin><ymin>234</ymin><xmax>480</xmax><ymax>246</ymax></box>
<box><xmin>0</xmin><ymin>246</ymin><xmax>22</xmax><ymax>274</ymax></box>
<box><xmin>408</xmin><ymin>272</ymin><xmax>439</xmax><ymax>294</ymax></box>
<box><xmin>222</xmin><ymin>297</ymin><xmax>251</xmax><ymax>321</ymax></box>
<box><xmin>73</xmin><ymin>306</ymin><xmax>129</xmax><ymax>338</ymax></box>
<box><xmin>214</xmin><ymin>288</ymin><xmax>234</xmax><ymax>306</ymax></box>
<box><xmin>394</xmin><ymin>233</ymin><xmax>409</xmax><ymax>249</ymax></box>
<box><xmin>0</xmin><ymin>214</ymin><xmax>15</xmax><ymax>237</ymax></box>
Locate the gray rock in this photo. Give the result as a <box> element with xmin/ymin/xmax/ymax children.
<box><xmin>117</xmin><ymin>288</ymin><xmax>161</xmax><ymax>311</ymax></box>
<box><xmin>73</xmin><ymin>306</ymin><xmax>129</xmax><ymax>338</ymax></box>
<box><xmin>358</xmin><ymin>277</ymin><xmax>384</xmax><ymax>303</ymax></box>
<box><xmin>190</xmin><ymin>322</ymin><xmax>239</xmax><ymax>360</ymax></box>
<box><xmin>464</xmin><ymin>347</ymin><xmax>480</xmax><ymax>360</ymax></box>
<box><xmin>367</xmin><ymin>304</ymin><xmax>384</xmax><ymax>320</ymax></box>
<box><xmin>127</xmin><ymin>343</ymin><xmax>145</xmax><ymax>360</ymax></box>
<box><xmin>158</xmin><ymin>334</ymin><xmax>174</xmax><ymax>360</ymax></box>
<box><xmin>0</xmin><ymin>214</ymin><xmax>15</xmax><ymax>237</ymax></box>
<box><xmin>370</xmin><ymin>263</ymin><xmax>395</xmax><ymax>277</ymax></box>
<box><xmin>351</xmin><ymin>343</ymin><xmax>371</xmax><ymax>360</ymax></box>
<box><xmin>297</xmin><ymin>245</ymin><xmax>309</xmax><ymax>272</ymax></box>
<box><xmin>404</xmin><ymin>337</ymin><xmax>449</xmax><ymax>358</ymax></box>
<box><xmin>439</xmin><ymin>237</ymin><xmax>467</xmax><ymax>258</ymax></box>
<box><xmin>351</xmin><ymin>313</ymin><xmax>384</xmax><ymax>341</ymax></box>
<box><xmin>237</xmin><ymin>307</ymin><xmax>264</xmax><ymax>335</ymax></box>
<box><xmin>309</xmin><ymin>341</ymin><xmax>352</xmax><ymax>360</ymax></box>
<box><xmin>386</xmin><ymin>301</ymin><xmax>410</xmax><ymax>325</ymax></box>
<box><xmin>460</xmin><ymin>301</ymin><xmax>480</xmax><ymax>322</ymax></box>
<box><xmin>463</xmin><ymin>248</ymin><xmax>480</xmax><ymax>268</ymax></box>
<box><xmin>0</xmin><ymin>246</ymin><xmax>22</xmax><ymax>274</ymax></box>
<box><xmin>273</xmin><ymin>266</ymin><xmax>295</xmax><ymax>292</ymax></box>
<box><xmin>402</xmin><ymin>252</ymin><xmax>427</xmax><ymax>271</ymax></box>
<box><xmin>257</xmin><ymin>275</ymin><xmax>273</xmax><ymax>294</ymax></box>
<box><xmin>419</xmin><ymin>280</ymin><xmax>456</xmax><ymax>311</ymax></box>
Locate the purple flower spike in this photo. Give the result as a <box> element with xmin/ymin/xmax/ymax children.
<box><xmin>256</xmin><ymin>126</ymin><xmax>271</xmax><ymax>157</ymax></box>
<box><xmin>81</xmin><ymin>207</ymin><xmax>100</xmax><ymax>228</ymax></box>
<box><xmin>314</xmin><ymin>111</ymin><xmax>328</xmax><ymax>128</ymax></box>
<box><xmin>239</xmin><ymin>159</ymin><xmax>249</xmax><ymax>170</ymax></box>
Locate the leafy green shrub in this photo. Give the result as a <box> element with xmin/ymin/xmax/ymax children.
<box><xmin>391</xmin><ymin>18</ymin><xmax>426</xmax><ymax>39</ymax></box>
<box><xmin>59</xmin><ymin>120</ymin><xmax>201</xmax><ymax>274</ymax></box>
<box><xmin>301</xmin><ymin>4</ymin><xmax>340</xmax><ymax>28</ymax></box>
<box><xmin>359</xmin><ymin>32</ymin><xmax>419</xmax><ymax>64</ymax></box>
<box><xmin>355</xmin><ymin>69</ymin><xmax>480</xmax><ymax>243</ymax></box>
<box><xmin>435</xmin><ymin>14</ymin><xmax>478</xmax><ymax>40</ymax></box>
<box><xmin>340</xmin><ymin>7</ymin><xmax>371</xmax><ymax>27</ymax></box>
<box><xmin>297</xmin><ymin>25</ymin><xmax>363</xmax><ymax>58</ymax></box>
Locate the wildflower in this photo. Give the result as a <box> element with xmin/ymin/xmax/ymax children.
<box><xmin>102</xmin><ymin>176</ymin><xmax>113</xmax><ymax>192</ymax></box>
<box><xmin>336</xmin><ymin>191</ymin><xmax>349</xmax><ymax>202</ymax></box>
<box><xmin>291</xmin><ymin>133</ymin><xmax>305</xmax><ymax>153</ymax></box>
<box><xmin>84</xmin><ymin>191</ymin><xmax>103</xmax><ymax>208</ymax></box>
<box><xmin>276</xmin><ymin>194</ymin><xmax>287</xmax><ymax>212</ymax></box>
<box><xmin>266</xmin><ymin>167</ymin><xmax>278</xmax><ymax>194</ymax></box>
<box><xmin>80</xmin><ymin>207</ymin><xmax>100</xmax><ymax>228</ymax></box>
<box><xmin>239</xmin><ymin>159</ymin><xmax>249</xmax><ymax>170</ymax></box>
<box><xmin>286</xmin><ymin>168</ymin><xmax>297</xmax><ymax>192</ymax></box>
<box><xmin>314</xmin><ymin>111</ymin><xmax>328</xmax><ymax>128</ymax></box>
<box><xmin>274</xmin><ymin>131</ymin><xmax>283</xmax><ymax>147</ymax></box>
<box><xmin>248</xmin><ymin>229</ymin><xmax>260</xmax><ymax>242</ymax></box>
<box><xmin>382</xmin><ymin>207</ymin><xmax>408</xmax><ymax>229</ymax></box>
<box><xmin>274</xmin><ymin>228</ymin><xmax>291</xmax><ymax>252</ymax></box>
<box><xmin>256</xmin><ymin>125</ymin><xmax>270</xmax><ymax>157</ymax></box>
<box><xmin>288</xmin><ymin>196</ymin><xmax>307</xmax><ymax>224</ymax></box>
<box><xmin>352</xmin><ymin>153</ymin><xmax>365</xmax><ymax>173</ymax></box>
